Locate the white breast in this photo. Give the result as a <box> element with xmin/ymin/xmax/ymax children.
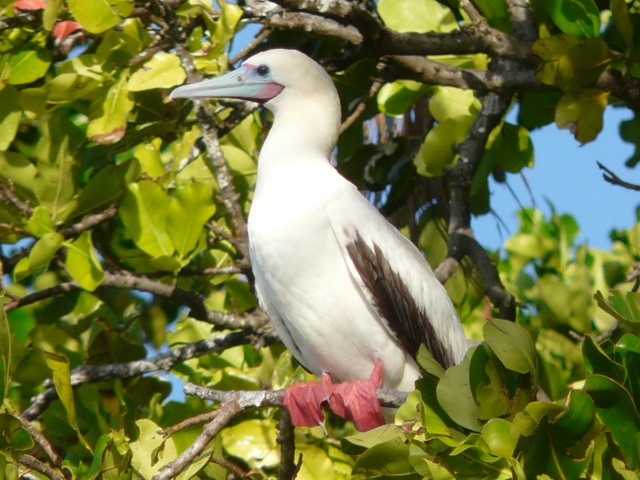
<box><xmin>248</xmin><ymin>160</ymin><xmax>419</xmax><ymax>391</ymax></box>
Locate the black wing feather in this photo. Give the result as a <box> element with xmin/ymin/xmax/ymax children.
<box><xmin>345</xmin><ymin>232</ymin><xmax>455</xmax><ymax>369</ymax></box>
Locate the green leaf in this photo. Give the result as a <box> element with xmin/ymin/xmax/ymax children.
<box><xmin>429</xmin><ymin>87</ymin><xmax>480</xmax><ymax>122</ymax></box>
<box><xmin>26</xmin><ymin>205</ymin><xmax>55</xmax><ymax>238</ymax></box>
<box><xmin>65</xmin><ymin>231</ymin><xmax>105</xmax><ymax>291</ymax></box>
<box><xmin>584</xmin><ymin>374</ymin><xmax>640</xmax><ymax>469</ymax></box>
<box><xmin>414</xmin><ymin>116</ymin><xmax>473</xmax><ymax>176</ymax></box>
<box><xmin>45</xmin><ymin>73</ymin><xmax>101</xmax><ymax>105</ymax></box>
<box><xmin>610</xmin><ymin>0</ymin><xmax>634</xmax><ymax>48</ymax></box>
<box><xmin>583</xmin><ymin>335</ymin><xmax>626</xmax><ymax>381</ymax></box>
<box><xmin>43</xmin><ymin>0</ymin><xmax>65</xmax><ymax>30</ymax></box>
<box><xmin>594</xmin><ymin>290</ymin><xmax>640</xmax><ymax>324</ymax></box>
<box><xmin>68</xmin><ymin>0</ymin><xmax>126</xmax><ymax>33</ymax></box>
<box><xmin>28</xmin><ymin>231</ymin><xmax>65</xmax><ymax>271</ymax></box>
<box><xmin>484</xmin><ymin>123</ymin><xmax>534</xmax><ymax>174</ymax></box>
<box><xmin>119</xmin><ymin>181</ymin><xmax>175</xmax><ymax>258</ymax></box>
<box><xmin>533</xmin><ymin>36</ymin><xmax>612</xmax><ymax>91</ymax></box>
<box><xmin>518</xmin><ymin>92</ymin><xmax>562</xmax><ymax>129</ymax></box>
<box><xmin>555</xmin><ymin>89</ymin><xmax>609</xmax><ymax>144</ymax></box>
<box><xmin>484</xmin><ymin>319</ymin><xmax>536</xmax><ymax>374</ymax></box>
<box><xmin>0</xmin><ymin>307</ymin><xmax>10</xmax><ymax>401</ymax></box>
<box><xmin>540</xmin><ymin>0</ymin><xmax>600</xmax><ymax>38</ymax></box>
<box><xmin>166</xmin><ymin>183</ymin><xmax>216</xmax><ymax>260</ymax></box>
<box><xmin>128</xmin><ymin>52</ymin><xmax>186</xmax><ymax>91</ymax></box>
<box><xmin>377</xmin><ymin>80</ymin><xmax>430</xmax><ymax>116</ymax></box>
<box><xmin>0</xmin><ymin>151</ymin><xmax>37</xmax><ymax>197</ymax></box>
<box><xmin>0</xmin><ymin>85</ymin><xmax>22</xmax><ymax>151</ymax></box>
<box><xmin>73</xmin><ymin>157</ymin><xmax>141</xmax><ymax>218</ymax></box>
<box><xmin>437</xmin><ymin>349</ymin><xmax>481</xmax><ymax>431</ymax></box>
<box><xmin>221</xmin><ymin>419</ymin><xmax>279</xmax><ymax>468</ymax></box>
<box><xmin>352</xmin><ymin>437</ymin><xmax>414</xmax><ymax>476</ymax></box>
<box><xmin>8</xmin><ymin>32</ymin><xmax>52</xmax><ymax>85</ymax></box>
<box><xmin>129</xmin><ymin>419</ymin><xmax>178</xmax><ymax>478</ymax></box>
<box><xmin>470</xmin><ymin>0</ymin><xmax>512</xmax><ymax>33</ymax></box>
<box><xmin>45</xmin><ymin>352</ymin><xmax>93</xmax><ymax>453</ymax></box>
<box><xmin>481</xmin><ymin>418</ymin><xmax>514</xmax><ymax>458</ymax></box>
<box><xmin>34</xmin><ymin>112</ymin><xmax>84</xmax><ymax>222</ymax></box>
<box><xmin>88</xmin><ymin>71</ymin><xmax>134</xmax><ymax>145</ymax></box>
<box><xmin>378</xmin><ymin>0</ymin><xmax>457</xmax><ymax>33</ymax></box>
<box><xmin>0</xmin><ymin>414</ymin><xmax>33</xmax><ymax>451</ymax></box>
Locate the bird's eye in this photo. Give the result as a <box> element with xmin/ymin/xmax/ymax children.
<box><xmin>256</xmin><ymin>65</ymin><xmax>270</xmax><ymax>77</ymax></box>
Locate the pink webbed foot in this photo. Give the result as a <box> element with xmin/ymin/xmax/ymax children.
<box><xmin>283</xmin><ymin>361</ymin><xmax>385</xmax><ymax>432</ymax></box>
<box><xmin>283</xmin><ymin>379</ymin><xmax>332</xmax><ymax>427</ymax></box>
<box><xmin>324</xmin><ymin>360</ymin><xmax>385</xmax><ymax>432</ymax></box>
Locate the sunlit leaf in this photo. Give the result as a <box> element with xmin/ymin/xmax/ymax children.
<box><xmin>128</xmin><ymin>52</ymin><xmax>186</xmax><ymax>91</ymax></box>
<box><xmin>45</xmin><ymin>352</ymin><xmax>93</xmax><ymax>452</ymax></box>
<box><xmin>556</xmin><ymin>89</ymin><xmax>609</xmax><ymax>144</ymax></box>
<box><xmin>65</xmin><ymin>231</ymin><xmax>105</xmax><ymax>292</ymax></box>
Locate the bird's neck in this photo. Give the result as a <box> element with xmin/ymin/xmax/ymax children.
<box><xmin>258</xmin><ymin>95</ymin><xmax>341</xmax><ymax>176</ymax></box>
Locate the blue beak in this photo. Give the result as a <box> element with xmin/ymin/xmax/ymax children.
<box><xmin>170</xmin><ymin>66</ymin><xmax>283</xmax><ymax>102</ymax></box>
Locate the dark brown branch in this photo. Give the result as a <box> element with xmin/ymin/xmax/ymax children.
<box><xmin>449</xmin><ymin>233</ymin><xmax>517</xmax><ymax>320</ymax></box>
<box><xmin>459</xmin><ymin>0</ymin><xmax>484</xmax><ymax>24</ymax></box>
<box><xmin>505</xmin><ymin>0</ymin><xmax>538</xmax><ymax>42</ymax></box>
<box><xmin>153</xmin><ymin>399</ymin><xmax>244</xmax><ymax>480</ymax></box>
<box><xmin>277</xmin><ymin>409</ymin><xmax>297</xmax><ymax>480</ymax></box>
<box><xmin>4</xmin><ymin>282</ymin><xmax>77</xmax><ymax>312</ymax></box>
<box><xmin>16</xmin><ymin>455</ymin><xmax>65</xmax><ymax>480</ymax></box>
<box><xmin>598</xmin><ymin>162</ymin><xmax>640</xmax><ymax>192</ymax></box>
<box><xmin>6</xmin><ymin>406</ymin><xmax>61</xmax><ymax>466</ymax></box>
<box><xmin>0</xmin><ymin>11</ymin><xmax>41</xmax><ymax>33</ymax></box>
<box><xmin>0</xmin><ymin>178</ymin><xmax>33</xmax><ymax>214</ymax></box>
<box><xmin>340</xmin><ymin>79</ymin><xmax>383</xmax><ymax>134</ymax></box>
<box><xmin>174</xmin><ymin>43</ymin><xmax>251</xmax><ymax>263</ymax></box>
<box><xmin>387</xmin><ymin>55</ymin><xmax>546</xmax><ymax>93</ymax></box>
<box><xmin>59</xmin><ymin>205</ymin><xmax>119</xmax><ymax>239</ymax></box>
<box><xmin>161</xmin><ymin>410</ymin><xmax>220</xmax><ymax>437</ymax></box>
<box><xmin>22</xmin><ymin>330</ymin><xmax>262</xmax><ymax>421</ymax></box>
<box><xmin>229</xmin><ymin>27</ymin><xmax>273</xmax><ymax>64</ymax></box>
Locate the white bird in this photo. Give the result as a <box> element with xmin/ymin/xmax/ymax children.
<box><xmin>171</xmin><ymin>49</ymin><xmax>470</xmax><ymax>431</ymax></box>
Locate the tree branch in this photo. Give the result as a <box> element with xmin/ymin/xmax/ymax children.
<box><xmin>153</xmin><ymin>398</ymin><xmax>244</xmax><ymax>480</ymax></box>
<box><xmin>598</xmin><ymin>161</ymin><xmax>640</xmax><ymax>192</ymax></box>
<box><xmin>387</xmin><ymin>55</ymin><xmax>547</xmax><ymax>93</ymax></box>
<box><xmin>277</xmin><ymin>409</ymin><xmax>297</xmax><ymax>480</ymax></box>
<box><xmin>16</xmin><ymin>455</ymin><xmax>65</xmax><ymax>480</ymax></box>
<box><xmin>22</xmin><ymin>330</ymin><xmax>265</xmax><ymax>421</ymax></box>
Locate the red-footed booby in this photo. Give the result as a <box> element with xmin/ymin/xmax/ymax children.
<box><xmin>171</xmin><ymin>49</ymin><xmax>470</xmax><ymax>431</ymax></box>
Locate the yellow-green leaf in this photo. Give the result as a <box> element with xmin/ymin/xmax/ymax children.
<box><xmin>68</xmin><ymin>0</ymin><xmax>126</xmax><ymax>33</ymax></box>
<box><xmin>88</xmin><ymin>72</ymin><xmax>134</xmax><ymax>145</ymax></box>
<box><xmin>128</xmin><ymin>52</ymin><xmax>186</xmax><ymax>92</ymax></box>
<box><xmin>119</xmin><ymin>181</ymin><xmax>175</xmax><ymax>258</ymax></box>
<box><xmin>555</xmin><ymin>89</ymin><xmax>609</xmax><ymax>144</ymax></box>
<box><xmin>45</xmin><ymin>352</ymin><xmax>93</xmax><ymax>452</ymax></box>
<box><xmin>378</xmin><ymin>0</ymin><xmax>457</xmax><ymax>33</ymax></box>
<box><xmin>484</xmin><ymin>319</ymin><xmax>537</xmax><ymax>374</ymax></box>
<box><xmin>166</xmin><ymin>183</ymin><xmax>216</xmax><ymax>260</ymax></box>
<box><xmin>65</xmin><ymin>231</ymin><xmax>104</xmax><ymax>292</ymax></box>
<box><xmin>0</xmin><ymin>85</ymin><xmax>21</xmax><ymax>151</ymax></box>
<box><xmin>130</xmin><ymin>419</ymin><xmax>178</xmax><ymax>478</ymax></box>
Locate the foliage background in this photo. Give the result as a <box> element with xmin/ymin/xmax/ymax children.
<box><xmin>1</xmin><ymin>0</ymin><xmax>640</xmax><ymax>478</ymax></box>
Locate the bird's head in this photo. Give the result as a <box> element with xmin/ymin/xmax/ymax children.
<box><xmin>170</xmin><ymin>49</ymin><xmax>338</xmax><ymax>112</ymax></box>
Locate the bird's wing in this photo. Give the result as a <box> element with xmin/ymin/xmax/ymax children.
<box><xmin>327</xmin><ymin>185</ymin><xmax>467</xmax><ymax>369</ymax></box>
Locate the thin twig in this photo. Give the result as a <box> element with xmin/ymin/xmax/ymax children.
<box><xmin>5</xmin><ymin>405</ymin><xmax>61</xmax><ymax>465</ymax></box>
<box><xmin>598</xmin><ymin>162</ymin><xmax>640</xmax><ymax>192</ymax></box>
<box><xmin>340</xmin><ymin>80</ymin><xmax>383</xmax><ymax>134</ymax></box>
<box><xmin>152</xmin><ymin>399</ymin><xmax>244</xmax><ymax>480</ymax></box>
<box><xmin>229</xmin><ymin>27</ymin><xmax>272</xmax><ymax>64</ymax></box>
<box><xmin>22</xmin><ymin>330</ymin><xmax>261</xmax><ymax>421</ymax></box>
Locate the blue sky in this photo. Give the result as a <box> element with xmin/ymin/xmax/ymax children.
<box><xmin>475</xmin><ymin>107</ymin><xmax>638</xmax><ymax>251</ymax></box>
